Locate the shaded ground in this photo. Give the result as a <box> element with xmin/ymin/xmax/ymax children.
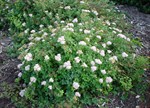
<box><xmin>117</xmin><ymin>5</ymin><xmax>150</xmax><ymax>56</ymax></box>
<box><xmin>0</xmin><ymin>32</ymin><xmax>20</xmax><ymax>108</ymax></box>
<box><xmin>0</xmin><ymin>5</ymin><xmax>149</xmax><ymax>108</ymax></box>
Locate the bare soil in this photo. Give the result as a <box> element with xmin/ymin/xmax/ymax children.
<box><xmin>0</xmin><ymin>32</ymin><xmax>20</xmax><ymax>108</ymax></box>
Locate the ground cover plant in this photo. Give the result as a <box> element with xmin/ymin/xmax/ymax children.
<box><xmin>0</xmin><ymin>0</ymin><xmax>148</xmax><ymax>107</ymax></box>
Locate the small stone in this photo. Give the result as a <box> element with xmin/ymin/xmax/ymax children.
<box><xmin>136</xmin><ymin>106</ymin><xmax>140</xmax><ymax>108</ymax></box>
<box><xmin>0</xmin><ymin>45</ymin><xmax>2</xmax><ymax>53</ymax></box>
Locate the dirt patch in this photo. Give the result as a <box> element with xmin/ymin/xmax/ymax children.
<box><xmin>0</xmin><ymin>32</ymin><xmax>20</xmax><ymax>108</ymax></box>
<box><xmin>117</xmin><ymin>5</ymin><xmax>150</xmax><ymax>56</ymax></box>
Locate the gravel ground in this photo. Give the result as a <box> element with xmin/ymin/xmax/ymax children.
<box><xmin>0</xmin><ymin>5</ymin><xmax>149</xmax><ymax>108</ymax></box>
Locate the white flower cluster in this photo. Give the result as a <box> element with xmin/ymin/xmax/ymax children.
<box><xmin>109</xmin><ymin>56</ymin><xmax>118</xmax><ymax>63</ymax></box>
<box><xmin>34</xmin><ymin>64</ymin><xmax>41</xmax><ymax>72</ymax></box>
<box><xmin>57</xmin><ymin>36</ymin><xmax>66</xmax><ymax>44</ymax></box>
<box><xmin>79</xmin><ymin>41</ymin><xmax>86</xmax><ymax>46</ymax></box>
<box><xmin>117</xmin><ymin>34</ymin><xmax>130</xmax><ymax>41</ymax></box>
<box><xmin>99</xmin><ymin>77</ymin><xmax>113</xmax><ymax>84</ymax></box>
<box><xmin>73</xmin><ymin>82</ymin><xmax>80</xmax><ymax>90</ymax></box>
<box><xmin>45</xmin><ymin>55</ymin><xmax>50</xmax><ymax>61</ymax></box>
<box><xmin>55</xmin><ymin>54</ymin><xmax>61</xmax><ymax>61</ymax></box>
<box><xmin>24</xmin><ymin>53</ymin><xmax>32</xmax><ymax>61</ymax></box>
<box><xmin>62</xmin><ymin>23</ymin><xmax>74</xmax><ymax>32</ymax></box>
<box><xmin>30</xmin><ymin>76</ymin><xmax>36</xmax><ymax>83</ymax></box>
<box><xmin>63</xmin><ymin>61</ymin><xmax>72</xmax><ymax>69</ymax></box>
<box><xmin>74</xmin><ymin>57</ymin><xmax>81</xmax><ymax>63</ymax></box>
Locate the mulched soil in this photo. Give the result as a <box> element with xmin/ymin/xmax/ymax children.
<box><xmin>0</xmin><ymin>5</ymin><xmax>149</xmax><ymax>108</ymax></box>
<box><xmin>0</xmin><ymin>32</ymin><xmax>20</xmax><ymax>108</ymax></box>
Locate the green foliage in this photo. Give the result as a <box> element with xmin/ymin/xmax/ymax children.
<box><xmin>1</xmin><ymin>0</ymin><xmax>149</xmax><ymax>107</ymax></box>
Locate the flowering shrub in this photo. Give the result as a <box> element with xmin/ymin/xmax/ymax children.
<box><xmin>4</xmin><ymin>0</ymin><xmax>148</xmax><ymax>107</ymax></box>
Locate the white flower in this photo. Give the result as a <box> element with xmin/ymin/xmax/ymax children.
<box><xmin>30</xmin><ymin>30</ymin><xmax>35</xmax><ymax>33</ymax></box>
<box><xmin>48</xmin><ymin>85</ymin><xmax>52</xmax><ymax>90</ymax></box>
<box><xmin>30</xmin><ymin>76</ymin><xmax>36</xmax><ymax>83</ymax></box>
<box><xmin>116</xmin><ymin>25</ymin><xmax>123</xmax><ymax>31</ymax></box>
<box><xmin>63</xmin><ymin>61</ymin><xmax>72</xmax><ymax>70</ymax></box>
<box><xmin>45</xmin><ymin>55</ymin><xmax>50</xmax><ymax>61</ymax></box>
<box><xmin>78</xmin><ymin>23</ymin><xmax>83</xmax><ymax>26</ymax></box>
<box><xmin>67</xmin><ymin>23</ymin><xmax>74</xmax><ymax>27</ymax></box>
<box><xmin>24</xmin><ymin>53</ymin><xmax>33</xmax><ymax>61</ymax></box>
<box><xmin>117</xmin><ymin>34</ymin><xmax>127</xmax><ymax>39</ymax></box>
<box><xmin>75</xmin><ymin>92</ymin><xmax>81</xmax><ymax>97</ymax></box>
<box><xmin>73</xmin><ymin>82</ymin><xmax>80</xmax><ymax>90</ymax></box>
<box><xmin>55</xmin><ymin>54</ymin><xmax>61</xmax><ymax>61</ymax></box>
<box><xmin>92</xmin><ymin>10</ymin><xmax>98</xmax><ymax>16</ymax></box>
<box><xmin>66</xmin><ymin>27</ymin><xmax>74</xmax><ymax>32</ymax></box>
<box><xmin>51</xmin><ymin>33</ymin><xmax>55</xmax><ymax>37</ymax></box>
<box><xmin>25</xmin><ymin>65</ymin><xmax>30</xmax><ymax>71</ymax></box>
<box><xmin>91</xmin><ymin>61</ymin><xmax>95</xmax><ymax>66</ymax></box>
<box><xmin>86</xmin><ymin>38</ymin><xmax>90</xmax><ymax>42</ymax></box>
<box><xmin>96</xmin><ymin>35</ymin><xmax>101</xmax><ymax>40</ymax></box>
<box><xmin>34</xmin><ymin>64</ymin><xmax>41</xmax><ymax>72</ymax></box>
<box><xmin>49</xmin><ymin>78</ymin><xmax>54</xmax><ymax>82</ymax></box>
<box><xmin>29</xmin><ymin>14</ymin><xmax>33</xmax><ymax>17</ymax></box>
<box><xmin>72</xmin><ymin>18</ymin><xmax>78</xmax><ymax>23</ymax></box>
<box><xmin>107</xmin><ymin>41</ymin><xmax>112</xmax><ymax>45</ymax></box>
<box><xmin>19</xmin><ymin>89</ymin><xmax>25</xmax><ymax>97</ymax></box>
<box><xmin>79</xmin><ymin>41</ymin><xmax>86</xmax><ymax>46</ymax></box>
<box><xmin>39</xmin><ymin>24</ymin><xmax>44</xmax><ymax>28</ymax></box>
<box><xmin>102</xmin><ymin>43</ymin><xmax>106</xmax><ymax>48</ymax></box>
<box><xmin>64</xmin><ymin>6</ymin><xmax>71</xmax><ymax>10</ymax></box>
<box><xmin>113</xmin><ymin>31</ymin><xmax>117</xmax><ymax>34</ymax></box>
<box><xmin>113</xmin><ymin>56</ymin><xmax>118</xmax><ymax>61</ymax></box>
<box><xmin>43</xmin><ymin>32</ymin><xmax>48</xmax><ymax>36</ymax></box>
<box><xmin>101</xmin><ymin>70</ymin><xmax>106</xmax><ymax>74</ymax></box>
<box><xmin>57</xmin><ymin>36</ymin><xmax>66</xmax><ymax>44</ymax></box>
<box><xmin>106</xmin><ymin>77</ymin><xmax>113</xmax><ymax>83</ymax></box>
<box><xmin>76</xmin><ymin>50</ymin><xmax>83</xmax><ymax>55</ymax></box>
<box><xmin>82</xmin><ymin>9</ymin><xmax>90</xmax><ymax>13</ymax></box>
<box><xmin>17</xmin><ymin>64</ymin><xmax>23</xmax><ymax>69</ymax></box>
<box><xmin>95</xmin><ymin>59</ymin><xmax>102</xmax><ymax>65</ymax></box>
<box><xmin>35</xmin><ymin>37</ymin><xmax>41</xmax><ymax>41</ymax></box>
<box><xmin>107</xmin><ymin>50</ymin><xmax>112</xmax><ymax>53</ymax></box>
<box><xmin>109</xmin><ymin>56</ymin><xmax>118</xmax><ymax>63</ymax></box>
<box><xmin>79</xmin><ymin>29</ymin><xmax>83</xmax><ymax>32</ymax></box>
<box><xmin>24</xmin><ymin>29</ymin><xmax>28</xmax><ymax>34</ymax></box>
<box><xmin>91</xmin><ymin>66</ymin><xmax>97</xmax><ymax>72</ymax></box>
<box><xmin>122</xmin><ymin>52</ymin><xmax>128</xmax><ymax>58</ymax></box>
<box><xmin>28</xmin><ymin>42</ymin><xmax>34</xmax><ymax>48</ymax></box>
<box><xmin>82</xmin><ymin>62</ymin><xmax>88</xmax><ymax>67</ymax></box>
<box><xmin>100</xmin><ymin>50</ymin><xmax>105</xmax><ymax>56</ymax></box>
<box><xmin>91</xmin><ymin>46</ymin><xmax>97</xmax><ymax>52</ymax></box>
<box><xmin>45</xmin><ymin>10</ymin><xmax>48</xmax><ymax>13</ymax></box>
<box><xmin>74</xmin><ymin>57</ymin><xmax>81</xmax><ymax>63</ymax></box>
<box><xmin>136</xmin><ymin>95</ymin><xmax>140</xmax><ymax>98</ymax></box>
<box><xmin>60</xmin><ymin>20</ymin><xmax>65</xmax><ymax>23</ymax></box>
<box><xmin>126</xmin><ymin>38</ymin><xmax>130</xmax><ymax>41</ymax></box>
<box><xmin>80</xmin><ymin>1</ymin><xmax>85</xmax><ymax>4</ymax></box>
<box><xmin>22</xmin><ymin>22</ymin><xmax>26</xmax><ymax>26</ymax></box>
<box><xmin>41</xmin><ymin>81</ymin><xmax>46</xmax><ymax>86</ymax></box>
<box><xmin>99</xmin><ymin>78</ymin><xmax>103</xmax><ymax>83</ymax></box>
<box><xmin>84</xmin><ymin>29</ymin><xmax>91</xmax><ymax>34</ymax></box>
<box><xmin>106</xmin><ymin>20</ymin><xmax>110</xmax><ymax>26</ymax></box>
<box><xmin>66</xmin><ymin>65</ymin><xmax>72</xmax><ymax>70</ymax></box>
<box><xmin>18</xmin><ymin>72</ymin><xmax>22</xmax><ymax>77</ymax></box>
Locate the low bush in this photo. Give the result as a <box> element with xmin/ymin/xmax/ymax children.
<box><xmin>1</xmin><ymin>0</ymin><xmax>148</xmax><ymax>107</ymax></box>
